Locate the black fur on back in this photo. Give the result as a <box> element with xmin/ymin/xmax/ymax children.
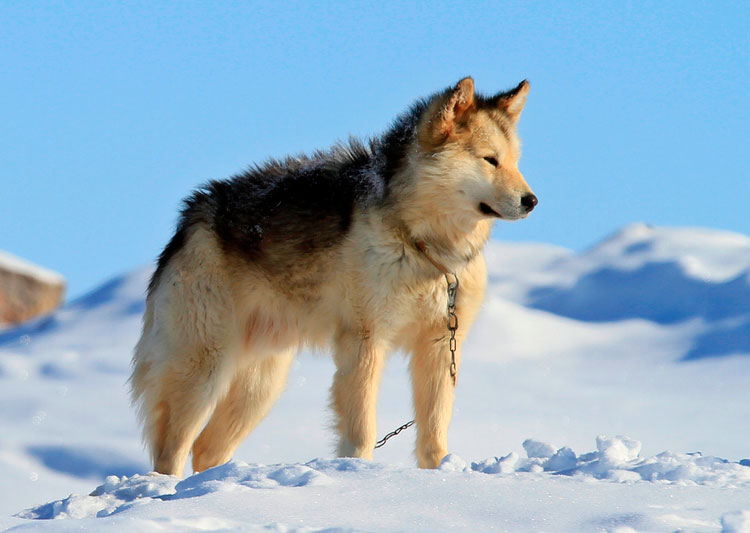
<box><xmin>211</xmin><ymin>140</ymin><xmax>381</xmax><ymax>260</ymax></box>
<box><xmin>148</xmin><ymin>81</ymin><xmax>513</xmax><ymax>294</ymax></box>
<box><xmin>148</xmin><ymin>139</ymin><xmax>387</xmax><ymax>293</ymax></box>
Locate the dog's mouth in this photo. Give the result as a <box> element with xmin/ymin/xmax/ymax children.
<box><xmin>478</xmin><ymin>202</ymin><xmax>502</xmax><ymax>218</ymax></box>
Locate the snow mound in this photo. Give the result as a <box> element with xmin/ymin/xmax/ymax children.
<box><xmin>22</xmin><ymin>436</ymin><xmax>750</xmax><ymax>521</ymax></box>
<box><xmin>563</xmin><ymin>223</ymin><xmax>750</xmax><ymax>284</ymax></box>
<box><xmin>722</xmin><ymin>510</ymin><xmax>750</xmax><ymax>533</ymax></box>
<box><xmin>20</xmin><ymin>459</ymin><xmax>332</xmax><ymax>520</ymax></box>
<box><xmin>464</xmin><ymin>435</ymin><xmax>750</xmax><ymax>487</ymax></box>
<box><xmin>21</xmin><ymin>472</ymin><xmax>180</xmax><ymax>520</ymax></box>
<box><xmin>500</xmin><ymin>224</ymin><xmax>750</xmax><ymax>360</ymax></box>
<box><xmin>526</xmin><ymin>223</ymin><xmax>750</xmax><ymax>324</ymax></box>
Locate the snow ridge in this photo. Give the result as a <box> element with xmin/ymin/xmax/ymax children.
<box><xmin>456</xmin><ymin>435</ymin><xmax>750</xmax><ymax>486</ymax></box>
<box><xmin>21</xmin><ymin>436</ymin><xmax>750</xmax><ymax>522</ymax></box>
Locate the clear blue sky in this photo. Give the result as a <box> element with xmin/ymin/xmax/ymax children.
<box><xmin>2</xmin><ymin>1</ymin><xmax>748</xmax><ymax>299</ymax></box>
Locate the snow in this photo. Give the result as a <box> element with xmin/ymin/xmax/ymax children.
<box><xmin>0</xmin><ymin>250</ymin><xmax>65</xmax><ymax>286</ymax></box>
<box><xmin>522</xmin><ymin>224</ymin><xmax>750</xmax><ymax>329</ymax></box>
<box><xmin>13</xmin><ymin>437</ymin><xmax>750</xmax><ymax>530</ymax></box>
<box><xmin>1</xmin><ymin>224</ymin><xmax>749</xmax><ymax>532</ymax></box>
<box><xmin>9</xmin><ymin>447</ymin><xmax>750</xmax><ymax>531</ymax></box>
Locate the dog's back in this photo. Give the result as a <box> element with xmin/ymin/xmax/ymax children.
<box><xmin>150</xmin><ymin>141</ymin><xmax>382</xmax><ymax>290</ymax></box>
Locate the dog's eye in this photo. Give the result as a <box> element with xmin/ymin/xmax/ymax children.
<box><xmin>483</xmin><ymin>156</ymin><xmax>499</xmax><ymax>167</ymax></box>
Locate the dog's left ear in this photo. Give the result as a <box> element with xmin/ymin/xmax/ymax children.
<box><xmin>434</xmin><ymin>77</ymin><xmax>475</xmax><ymax>138</ymax></box>
<box><xmin>497</xmin><ymin>80</ymin><xmax>530</xmax><ymax>122</ymax></box>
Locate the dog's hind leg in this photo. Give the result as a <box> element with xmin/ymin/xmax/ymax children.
<box><xmin>132</xmin><ymin>226</ymin><xmax>243</xmax><ymax>477</ymax></box>
<box><xmin>191</xmin><ymin>350</ymin><xmax>294</xmax><ymax>472</ymax></box>
<box><xmin>145</xmin><ymin>342</ymin><xmax>235</xmax><ymax>477</ymax></box>
<box><xmin>132</xmin><ymin>308</ymin><xmax>236</xmax><ymax>477</ymax></box>
<box><xmin>331</xmin><ymin>329</ymin><xmax>385</xmax><ymax>459</ymax></box>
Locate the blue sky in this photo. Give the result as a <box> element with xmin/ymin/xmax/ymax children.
<box><xmin>2</xmin><ymin>1</ymin><xmax>748</xmax><ymax>299</ymax></box>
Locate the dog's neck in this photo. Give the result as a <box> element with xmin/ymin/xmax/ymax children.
<box><xmin>414</xmin><ymin>240</ymin><xmax>454</xmax><ymax>276</ymax></box>
<box><xmin>386</xmin><ymin>212</ymin><xmax>491</xmax><ymax>276</ymax></box>
<box><xmin>415</xmin><ymin>227</ymin><xmax>489</xmax><ymax>274</ymax></box>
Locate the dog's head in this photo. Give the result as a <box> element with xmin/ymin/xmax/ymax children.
<box><xmin>411</xmin><ymin>77</ymin><xmax>536</xmax><ymax>226</ymax></box>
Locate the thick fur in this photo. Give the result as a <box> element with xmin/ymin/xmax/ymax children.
<box><xmin>130</xmin><ymin>77</ymin><xmax>537</xmax><ymax>476</ymax></box>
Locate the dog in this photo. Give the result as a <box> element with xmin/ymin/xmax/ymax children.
<box><xmin>130</xmin><ymin>77</ymin><xmax>537</xmax><ymax>476</ymax></box>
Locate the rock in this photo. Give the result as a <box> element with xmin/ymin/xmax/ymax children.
<box><xmin>0</xmin><ymin>250</ymin><xmax>65</xmax><ymax>326</ymax></box>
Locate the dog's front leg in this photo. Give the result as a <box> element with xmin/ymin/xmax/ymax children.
<box><xmin>331</xmin><ymin>328</ymin><xmax>385</xmax><ymax>459</ymax></box>
<box><xmin>410</xmin><ymin>326</ymin><xmax>461</xmax><ymax>469</ymax></box>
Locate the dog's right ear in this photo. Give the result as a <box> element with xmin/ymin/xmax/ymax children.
<box><xmin>497</xmin><ymin>80</ymin><xmax>530</xmax><ymax>122</ymax></box>
<box><xmin>423</xmin><ymin>77</ymin><xmax>475</xmax><ymax>145</ymax></box>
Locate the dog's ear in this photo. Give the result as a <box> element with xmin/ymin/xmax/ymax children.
<box><xmin>428</xmin><ymin>77</ymin><xmax>475</xmax><ymax>142</ymax></box>
<box><xmin>497</xmin><ymin>80</ymin><xmax>529</xmax><ymax>122</ymax></box>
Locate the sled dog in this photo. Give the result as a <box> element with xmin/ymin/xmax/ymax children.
<box><xmin>130</xmin><ymin>77</ymin><xmax>537</xmax><ymax>476</ymax></box>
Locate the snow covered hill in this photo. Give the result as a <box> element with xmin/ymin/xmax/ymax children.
<box><xmin>1</xmin><ymin>224</ymin><xmax>749</xmax><ymax>532</ymax></box>
<box><xmin>520</xmin><ymin>224</ymin><xmax>750</xmax><ymax>360</ymax></box>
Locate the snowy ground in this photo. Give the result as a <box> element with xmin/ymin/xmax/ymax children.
<box><xmin>1</xmin><ymin>223</ymin><xmax>749</xmax><ymax>532</ymax></box>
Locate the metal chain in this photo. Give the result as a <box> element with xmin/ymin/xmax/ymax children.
<box><xmin>373</xmin><ymin>271</ymin><xmax>459</xmax><ymax>449</ymax></box>
<box><xmin>374</xmin><ymin>420</ymin><xmax>415</xmax><ymax>449</ymax></box>
<box><xmin>445</xmin><ymin>272</ymin><xmax>459</xmax><ymax>386</ymax></box>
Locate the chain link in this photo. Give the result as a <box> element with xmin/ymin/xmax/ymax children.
<box><xmin>374</xmin><ymin>419</ymin><xmax>415</xmax><ymax>449</ymax></box>
<box><xmin>445</xmin><ymin>272</ymin><xmax>459</xmax><ymax>386</ymax></box>
<box><xmin>374</xmin><ymin>271</ymin><xmax>459</xmax><ymax>449</ymax></box>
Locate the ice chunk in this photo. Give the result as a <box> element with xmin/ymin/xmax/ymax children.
<box><xmin>439</xmin><ymin>453</ymin><xmax>468</xmax><ymax>472</ymax></box>
<box><xmin>523</xmin><ymin>439</ymin><xmax>556</xmax><ymax>458</ymax></box>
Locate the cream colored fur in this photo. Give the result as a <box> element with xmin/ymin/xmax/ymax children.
<box><xmin>130</xmin><ymin>77</ymin><xmax>534</xmax><ymax>476</ymax></box>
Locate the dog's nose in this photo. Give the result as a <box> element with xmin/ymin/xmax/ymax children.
<box><xmin>521</xmin><ymin>193</ymin><xmax>538</xmax><ymax>212</ymax></box>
